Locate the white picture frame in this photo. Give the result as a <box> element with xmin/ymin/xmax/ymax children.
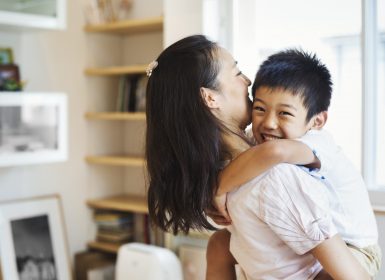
<box><xmin>0</xmin><ymin>92</ymin><xmax>68</xmax><ymax>167</ymax></box>
<box><xmin>0</xmin><ymin>194</ymin><xmax>71</xmax><ymax>280</ymax></box>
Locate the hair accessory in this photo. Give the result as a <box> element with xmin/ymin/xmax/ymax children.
<box><xmin>146</xmin><ymin>60</ymin><xmax>158</xmax><ymax>77</ymax></box>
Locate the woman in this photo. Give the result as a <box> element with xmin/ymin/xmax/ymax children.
<box><xmin>145</xmin><ymin>35</ymin><xmax>369</xmax><ymax>280</ymax></box>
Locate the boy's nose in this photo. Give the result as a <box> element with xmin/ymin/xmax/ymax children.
<box><xmin>262</xmin><ymin>114</ymin><xmax>278</xmax><ymax>130</ymax></box>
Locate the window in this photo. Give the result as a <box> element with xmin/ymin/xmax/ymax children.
<box><xmin>375</xmin><ymin>0</ymin><xmax>385</xmax><ymax>186</ymax></box>
<box><xmin>232</xmin><ymin>0</ymin><xmax>384</xmax><ymax>189</ymax></box>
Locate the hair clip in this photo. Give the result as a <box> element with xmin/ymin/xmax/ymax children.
<box><xmin>146</xmin><ymin>60</ymin><xmax>158</xmax><ymax>77</ymax></box>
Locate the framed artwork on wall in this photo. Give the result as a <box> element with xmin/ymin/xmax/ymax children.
<box><xmin>0</xmin><ymin>194</ymin><xmax>71</xmax><ymax>280</ymax></box>
<box><xmin>0</xmin><ymin>92</ymin><xmax>68</xmax><ymax>167</ymax></box>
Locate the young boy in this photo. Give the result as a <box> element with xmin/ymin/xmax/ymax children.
<box><xmin>207</xmin><ymin>49</ymin><xmax>381</xmax><ymax>279</ymax></box>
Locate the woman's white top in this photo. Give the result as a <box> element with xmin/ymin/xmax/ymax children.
<box><xmin>297</xmin><ymin>129</ymin><xmax>378</xmax><ymax>247</ymax></box>
<box><xmin>227</xmin><ymin>163</ymin><xmax>337</xmax><ymax>280</ymax></box>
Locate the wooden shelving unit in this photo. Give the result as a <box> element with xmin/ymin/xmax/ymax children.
<box><xmin>85</xmin><ymin>155</ymin><xmax>145</xmax><ymax>167</ymax></box>
<box><xmin>84</xmin><ymin>16</ymin><xmax>163</xmax><ymax>35</ymax></box>
<box><xmin>84</xmin><ymin>65</ymin><xmax>147</xmax><ymax>76</ymax></box>
<box><xmin>85</xmin><ymin>112</ymin><xmax>146</xmax><ymax>121</ymax></box>
<box><xmin>84</xmin><ymin>14</ymin><xmax>162</xmax><ymax>256</ymax></box>
<box><xmin>87</xmin><ymin>194</ymin><xmax>148</xmax><ymax>214</ymax></box>
<box><xmin>87</xmin><ymin>241</ymin><xmax>122</xmax><ymax>254</ymax></box>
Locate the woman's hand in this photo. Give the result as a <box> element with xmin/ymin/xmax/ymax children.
<box><xmin>206</xmin><ymin>193</ymin><xmax>232</xmax><ymax>226</ymax></box>
<box><xmin>213</xmin><ymin>193</ymin><xmax>232</xmax><ymax>224</ymax></box>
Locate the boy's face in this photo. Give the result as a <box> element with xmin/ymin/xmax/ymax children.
<box><xmin>252</xmin><ymin>86</ymin><xmax>314</xmax><ymax>143</ymax></box>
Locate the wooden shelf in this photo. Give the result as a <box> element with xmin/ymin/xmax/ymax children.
<box><xmin>84</xmin><ymin>16</ymin><xmax>163</xmax><ymax>34</ymax></box>
<box><xmin>84</xmin><ymin>64</ymin><xmax>147</xmax><ymax>76</ymax></box>
<box><xmin>87</xmin><ymin>241</ymin><xmax>122</xmax><ymax>254</ymax></box>
<box><xmin>85</xmin><ymin>155</ymin><xmax>145</xmax><ymax>166</ymax></box>
<box><xmin>87</xmin><ymin>194</ymin><xmax>148</xmax><ymax>213</ymax></box>
<box><xmin>85</xmin><ymin>112</ymin><xmax>146</xmax><ymax>121</ymax></box>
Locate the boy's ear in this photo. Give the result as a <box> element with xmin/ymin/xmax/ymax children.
<box><xmin>200</xmin><ymin>87</ymin><xmax>219</xmax><ymax>109</ymax></box>
<box><xmin>310</xmin><ymin>111</ymin><xmax>328</xmax><ymax>129</ymax></box>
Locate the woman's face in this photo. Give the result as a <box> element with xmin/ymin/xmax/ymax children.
<box><xmin>215</xmin><ymin>48</ymin><xmax>252</xmax><ymax>130</ymax></box>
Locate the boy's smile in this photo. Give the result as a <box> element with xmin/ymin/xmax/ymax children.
<box><xmin>252</xmin><ymin>86</ymin><xmax>315</xmax><ymax>143</ymax></box>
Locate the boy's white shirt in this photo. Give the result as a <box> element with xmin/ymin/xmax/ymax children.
<box><xmin>226</xmin><ymin>128</ymin><xmax>378</xmax><ymax>279</ymax></box>
<box><xmin>296</xmin><ymin>129</ymin><xmax>378</xmax><ymax>247</ymax></box>
<box><xmin>227</xmin><ymin>163</ymin><xmax>332</xmax><ymax>279</ymax></box>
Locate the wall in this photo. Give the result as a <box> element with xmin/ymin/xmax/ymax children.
<box><xmin>0</xmin><ymin>0</ymin><xmax>93</xmax><ymax>262</ymax></box>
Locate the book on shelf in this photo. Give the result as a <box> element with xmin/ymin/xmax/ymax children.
<box><xmin>91</xmin><ymin>210</ymin><xmax>164</xmax><ymax>249</ymax></box>
<box><xmin>115</xmin><ymin>75</ymin><xmax>148</xmax><ymax>112</ymax></box>
<box><xmin>93</xmin><ymin>210</ymin><xmax>135</xmax><ymax>244</ymax></box>
<box><xmin>97</xmin><ymin>229</ymin><xmax>134</xmax><ymax>243</ymax></box>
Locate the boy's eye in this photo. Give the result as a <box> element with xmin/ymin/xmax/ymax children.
<box><xmin>279</xmin><ymin>111</ymin><xmax>294</xmax><ymax>117</ymax></box>
<box><xmin>236</xmin><ymin>71</ymin><xmax>242</xmax><ymax>76</ymax></box>
<box><xmin>253</xmin><ymin>106</ymin><xmax>265</xmax><ymax>112</ymax></box>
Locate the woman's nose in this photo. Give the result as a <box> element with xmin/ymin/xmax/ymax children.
<box><xmin>241</xmin><ymin>73</ymin><xmax>252</xmax><ymax>86</ymax></box>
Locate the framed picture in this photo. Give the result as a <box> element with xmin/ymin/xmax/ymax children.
<box><xmin>0</xmin><ymin>48</ymin><xmax>14</xmax><ymax>65</ymax></box>
<box><xmin>0</xmin><ymin>195</ymin><xmax>71</xmax><ymax>280</ymax></box>
<box><xmin>0</xmin><ymin>93</ymin><xmax>68</xmax><ymax>167</ymax></box>
<box><xmin>0</xmin><ymin>64</ymin><xmax>21</xmax><ymax>91</ymax></box>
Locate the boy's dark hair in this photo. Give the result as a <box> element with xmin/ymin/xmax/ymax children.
<box><xmin>252</xmin><ymin>49</ymin><xmax>332</xmax><ymax>121</ymax></box>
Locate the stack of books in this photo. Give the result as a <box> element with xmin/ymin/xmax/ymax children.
<box><xmin>94</xmin><ymin>211</ymin><xmax>134</xmax><ymax>243</ymax></box>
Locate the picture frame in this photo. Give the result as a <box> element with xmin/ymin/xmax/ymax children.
<box><xmin>0</xmin><ymin>64</ymin><xmax>20</xmax><ymax>91</ymax></box>
<box><xmin>0</xmin><ymin>48</ymin><xmax>14</xmax><ymax>65</ymax></box>
<box><xmin>0</xmin><ymin>92</ymin><xmax>68</xmax><ymax>167</ymax></box>
<box><xmin>0</xmin><ymin>194</ymin><xmax>72</xmax><ymax>280</ymax></box>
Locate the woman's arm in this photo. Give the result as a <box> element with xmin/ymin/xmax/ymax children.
<box><xmin>311</xmin><ymin>234</ymin><xmax>370</xmax><ymax>280</ymax></box>
<box><xmin>217</xmin><ymin>139</ymin><xmax>318</xmax><ymax>195</ymax></box>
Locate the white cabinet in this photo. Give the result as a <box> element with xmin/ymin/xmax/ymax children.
<box><xmin>0</xmin><ymin>0</ymin><xmax>66</xmax><ymax>30</ymax></box>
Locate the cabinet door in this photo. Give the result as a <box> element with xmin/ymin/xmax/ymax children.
<box><xmin>0</xmin><ymin>0</ymin><xmax>66</xmax><ymax>29</ymax></box>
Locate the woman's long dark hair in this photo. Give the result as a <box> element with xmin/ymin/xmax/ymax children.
<box><xmin>146</xmin><ymin>35</ymin><xmax>228</xmax><ymax>234</ymax></box>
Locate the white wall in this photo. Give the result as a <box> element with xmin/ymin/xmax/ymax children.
<box><xmin>0</xmin><ymin>0</ymin><xmax>164</xmax><ymax>266</ymax></box>
<box><xmin>0</xmin><ymin>0</ymin><xmax>92</xmax><ymax>262</ymax></box>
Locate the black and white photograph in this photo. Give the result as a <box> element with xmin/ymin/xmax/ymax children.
<box><xmin>0</xmin><ymin>105</ymin><xmax>59</xmax><ymax>153</ymax></box>
<box><xmin>11</xmin><ymin>215</ymin><xmax>57</xmax><ymax>280</ymax></box>
<box><xmin>0</xmin><ymin>93</ymin><xmax>67</xmax><ymax>167</ymax></box>
<box><xmin>0</xmin><ymin>195</ymin><xmax>71</xmax><ymax>280</ymax></box>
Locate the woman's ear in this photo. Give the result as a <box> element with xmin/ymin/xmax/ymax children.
<box><xmin>311</xmin><ymin>111</ymin><xmax>328</xmax><ymax>129</ymax></box>
<box><xmin>200</xmin><ymin>87</ymin><xmax>219</xmax><ymax>109</ymax></box>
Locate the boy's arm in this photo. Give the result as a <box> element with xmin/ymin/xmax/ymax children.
<box><xmin>217</xmin><ymin>139</ymin><xmax>319</xmax><ymax>195</ymax></box>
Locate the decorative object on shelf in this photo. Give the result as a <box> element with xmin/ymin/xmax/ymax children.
<box><xmin>84</xmin><ymin>0</ymin><xmax>133</xmax><ymax>24</ymax></box>
<box><xmin>0</xmin><ymin>48</ymin><xmax>14</xmax><ymax>64</ymax></box>
<box><xmin>115</xmin><ymin>0</ymin><xmax>133</xmax><ymax>21</ymax></box>
<box><xmin>0</xmin><ymin>64</ymin><xmax>22</xmax><ymax>91</ymax></box>
<box><xmin>0</xmin><ymin>47</ymin><xmax>23</xmax><ymax>91</ymax></box>
<box><xmin>98</xmin><ymin>0</ymin><xmax>116</xmax><ymax>23</ymax></box>
<box><xmin>0</xmin><ymin>195</ymin><xmax>71</xmax><ymax>280</ymax></box>
<box><xmin>0</xmin><ymin>93</ymin><xmax>68</xmax><ymax>167</ymax></box>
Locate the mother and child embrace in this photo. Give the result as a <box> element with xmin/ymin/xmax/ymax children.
<box><xmin>145</xmin><ymin>35</ymin><xmax>382</xmax><ymax>279</ymax></box>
